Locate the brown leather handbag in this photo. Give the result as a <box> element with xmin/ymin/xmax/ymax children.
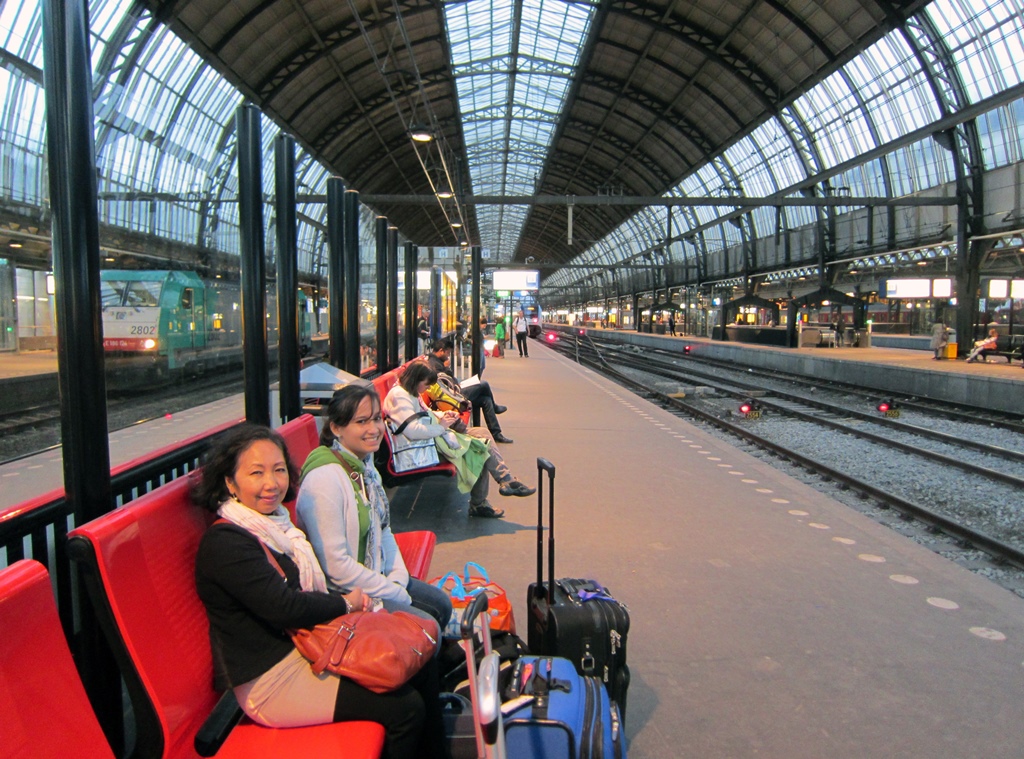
<box><xmin>291</xmin><ymin>610</ymin><xmax>438</xmax><ymax>692</ymax></box>
<box><xmin>259</xmin><ymin>541</ymin><xmax>439</xmax><ymax>692</ymax></box>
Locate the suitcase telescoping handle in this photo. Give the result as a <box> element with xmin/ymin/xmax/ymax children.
<box><xmin>536</xmin><ymin>458</ymin><xmax>556</xmax><ymax>604</ymax></box>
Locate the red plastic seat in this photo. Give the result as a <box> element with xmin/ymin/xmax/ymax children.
<box><xmin>67</xmin><ymin>476</ymin><xmax>385</xmax><ymax>758</ymax></box>
<box><xmin>0</xmin><ymin>560</ymin><xmax>116</xmax><ymax>759</ymax></box>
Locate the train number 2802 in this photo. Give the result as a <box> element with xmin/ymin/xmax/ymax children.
<box><xmin>130</xmin><ymin>325</ymin><xmax>157</xmax><ymax>335</ymax></box>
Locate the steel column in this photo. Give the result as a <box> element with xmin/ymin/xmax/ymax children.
<box><xmin>42</xmin><ymin>0</ymin><xmax>118</xmax><ymax>746</ymax></box>
<box><xmin>342</xmin><ymin>190</ymin><xmax>361</xmax><ymax>375</ymax></box>
<box><xmin>327</xmin><ymin>178</ymin><xmax>345</xmax><ymax>369</ymax></box>
<box><xmin>375</xmin><ymin>217</ymin><xmax>389</xmax><ymax>372</ymax></box>
<box><xmin>387</xmin><ymin>226</ymin><xmax>399</xmax><ymax>369</ymax></box>
<box><xmin>471</xmin><ymin>246</ymin><xmax>482</xmax><ymax>427</ymax></box>
<box><xmin>274</xmin><ymin>135</ymin><xmax>299</xmax><ymax>423</ymax></box>
<box><xmin>236</xmin><ymin>105</ymin><xmax>269</xmax><ymax>426</ymax></box>
<box><xmin>404</xmin><ymin>242</ymin><xmax>418</xmax><ymax>358</ymax></box>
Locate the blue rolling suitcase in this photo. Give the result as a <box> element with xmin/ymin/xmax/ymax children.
<box><xmin>503</xmin><ymin>655</ymin><xmax>626</xmax><ymax>758</ymax></box>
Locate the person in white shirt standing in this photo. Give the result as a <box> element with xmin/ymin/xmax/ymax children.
<box><xmin>513</xmin><ymin>310</ymin><xmax>529</xmax><ymax>357</ymax></box>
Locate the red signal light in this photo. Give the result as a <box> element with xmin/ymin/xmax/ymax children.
<box><xmin>739</xmin><ymin>402</ymin><xmax>752</xmax><ymax>415</ymax></box>
<box><xmin>876</xmin><ymin>401</ymin><xmax>890</xmax><ymax>413</ymax></box>
<box><xmin>545</xmin><ymin>332</ymin><xmax>558</xmax><ymax>342</ymax></box>
<box><xmin>683</xmin><ymin>345</ymin><xmax>692</xmax><ymax>355</ymax></box>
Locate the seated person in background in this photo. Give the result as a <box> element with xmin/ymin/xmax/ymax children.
<box><xmin>425</xmin><ymin>338</ymin><xmax>512</xmax><ymax>444</ymax></box>
<box><xmin>383</xmin><ymin>361</ymin><xmax>534</xmax><ymax>519</ymax></box>
<box><xmin>965</xmin><ymin>328</ymin><xmax>999</xmax><ymax>363</ymax></box>
<box><xmin>192</xmin><ymin>423</ymin><xmax>446</xmax><ymax>758</ymax></box>
<box><xmin>296</xmin><ymin>384</ymin><xmax>452</xmax><ymax>631</ymax></box>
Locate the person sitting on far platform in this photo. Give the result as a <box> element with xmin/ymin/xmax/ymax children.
<box><xmin>383</xmin><ymin>361</ymin><xmax>534</xmax><ymax>519</ymax></box>
<box><xmin>425</xmin><ymin>338</ymin><xmax>513</xmax><ymax>444</ymax></box>
<box><xmin>192</xmin><ymin>423</ymin><xmax>447</xmax><ymax>758</ymax></box>
<box><xmin>965</xmin><ymin>328</ymin><xmax>999</xmax><ymax>363</ymax></box>
<box><xmin>295</xmin><ymin>384</ymin><xmax>453</xmax><ymax>631</ymax></box>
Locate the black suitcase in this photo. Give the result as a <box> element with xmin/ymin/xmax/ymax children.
<box><xmin>527</xmin><ymin>458</ymin><xmax>631</xmax><ymax>719</ymax></box>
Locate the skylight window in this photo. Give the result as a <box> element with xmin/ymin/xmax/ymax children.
<box><xmin>444</xmin><ymin>0</ymin><xmax>595</xmax><ymax>260</ymax></box>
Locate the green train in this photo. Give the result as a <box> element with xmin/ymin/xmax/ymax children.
<box><xmin>100</xmin><ymin>270</ymin><xmax>314</xmax><ymax>382</ymax></box>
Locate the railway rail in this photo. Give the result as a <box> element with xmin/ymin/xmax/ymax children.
<box><xmin>545</xmin><ymin>331</ymin><xmax>1024</xmax><ymax>580</ymax></box>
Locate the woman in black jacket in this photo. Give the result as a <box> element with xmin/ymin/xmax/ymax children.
<box><xmin>193</xmin><ymin>423</ymin><xmax>446</xmax><ymax>759</ymax></box>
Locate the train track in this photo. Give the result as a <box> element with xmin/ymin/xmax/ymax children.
<box><xmin>545</xmin><ymin>332</ymin><xmax>1024</xmax><ymax>577</ymax></box>
<box><xmin>0</xmin><ymin>372</ymin><xmax>248</xmax><ymax>464</ymax></box>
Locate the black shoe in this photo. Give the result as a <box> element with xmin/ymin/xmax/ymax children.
<box><xmin>494</xmin><ymin>405</ymin><xmax>508</xmax><ymax>415</ymax></box>
<box><xmin>499</xmin><ymin>480</ymin><xmax>535</xmax><ymax>497</ymax></box>
<box><xmin>469</xmin><ymin>502</ymin><xmax>505</xmax><ymax>518</ymax></box>
<box><xmin>493</xmin><ymin>434</ymin><xmax>514</xmax><ymax>444</ymax></box>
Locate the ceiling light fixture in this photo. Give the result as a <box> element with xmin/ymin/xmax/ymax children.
<box><xmin>409</xmin><ymin>126</ymin><xmax>433</xmax><ymax>143</ymax></box>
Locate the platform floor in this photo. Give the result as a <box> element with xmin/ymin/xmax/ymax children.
<box><xmin>392</xmin><ymin>338</ymin><xmax>1024</xmax><ymax>758</ymax></box>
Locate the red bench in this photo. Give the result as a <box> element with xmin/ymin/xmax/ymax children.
<box><xmin>0</xmin><ymin>559</ymin><xmax>116</xmax><ymax>759</ymax></box>
<box><xmin>67</xmin><ymin>475</ymin><xmax>386</xmax><ymax>759</ymax></box>
<box><xmin>277</xmin><ymin>414</ymin><xmax>436</xmax><ymax>580</ymax></box>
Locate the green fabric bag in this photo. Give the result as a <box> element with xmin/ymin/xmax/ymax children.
<box><xmin>435</xmin><ymin>431</ymin><xmax>490</xmax><ymax>493</ymax></box>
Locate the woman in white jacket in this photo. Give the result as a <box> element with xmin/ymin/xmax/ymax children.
<box><xmin>383</xmin><ymin>360</ymin><xmax>534</xmax><ymax>518</ymax></box>
<box><xmin>295</xmin><ymin>383</ymin><xmax>451</xmax><ymax>629</ymax></box>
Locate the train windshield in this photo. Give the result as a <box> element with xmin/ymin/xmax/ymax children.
<box><xmin>101</xmin><ymin>280</ymin><xmax>163</xmax><ymax>308</ymax></box>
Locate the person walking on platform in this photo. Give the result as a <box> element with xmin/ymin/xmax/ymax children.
<box><xmin>513</xmin><ymin>310</ymin><xmax>529</xmax><ymax>357</ymax></box>
<box><xmin>493</xmin><ymin>318</ymin><xmax>505</xmax><ymax>358</ymax></box>
<box><xmin>930</xmin><ymin>320</ymin><xmax>949</xmax><ymax>360</ymax></box>
<box><xmin>668</xmin><ymin>311</ymin><xmax>676</xmax><ymax>337</ymax></box>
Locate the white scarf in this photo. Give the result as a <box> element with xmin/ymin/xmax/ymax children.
<box><xmin>217</xmin><ymin>498</ymin><xmax>328</xmax><ymax>594</ymax></box>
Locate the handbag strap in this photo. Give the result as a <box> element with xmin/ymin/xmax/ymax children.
<box><xmin>391</xmin><ymin>411</ymin><xmax>431</xmax><ymax>436</ymax></box>
<box><xmin>214</xmin><ymin>517</ymin><xmax>290</xmax><ymax>580</ymax></box>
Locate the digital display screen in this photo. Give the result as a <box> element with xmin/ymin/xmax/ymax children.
<box><xmin>492</xmin><ymin>270</ymin><xmax>539</xmax><ymax>291</ymax></box>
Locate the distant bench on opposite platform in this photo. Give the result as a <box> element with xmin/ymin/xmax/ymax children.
<box><xmin>980</xmin><ymin>334</ymin><xmax>1024</xmax><ymax>363</ymax></box>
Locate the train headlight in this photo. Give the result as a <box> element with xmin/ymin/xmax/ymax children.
<box><xmin>142</xmin><ymin>339</ymin><xmax>157</xmax><ymax>350</ymax></box>
<box><xmin>738</xmin><ymin>399</ymin><xmax>762</xmax><ymax>419</ymax></box>
<box><xmin>876</xmin><ymin>399</ymin><xmax>900</xmax><ymax>417</ymax></box>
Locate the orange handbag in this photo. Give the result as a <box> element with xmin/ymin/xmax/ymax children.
<box><xmin>259</xmin><ymin>541</ymin><xmax>439</xmax><ymax>692</ymax></box>
<box><xmin>291</xmin><ymin>610</ymin><xmax>439</xmax><ymax>693</ymax></box>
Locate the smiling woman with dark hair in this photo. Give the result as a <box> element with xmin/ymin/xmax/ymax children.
<box><xmin>295</xmin><ymin>383</ymin><xmax>452</xmax><ymax>630</ymax></box>
<box><xmin>383</xmin><ymin>361</ymin><xmax>534</xmax><ymax>518</ymax></box>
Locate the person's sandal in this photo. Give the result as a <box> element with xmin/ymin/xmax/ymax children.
<box><xmin>469</xmin><ymin>503</ymin><xmax>505</xmax><ymax>518</ymax></box>
<box><xmin>498</xmin><ymin>480</ymin><xmax>536</xmax><ymax>497</ymax></box>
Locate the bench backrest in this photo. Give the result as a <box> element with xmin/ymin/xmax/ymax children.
<box><xmin>68</xmin><ymin>476</ymin><xmax>218</xmax><ymax>759</ymax></box>
<box><xmin>0</xmin><ymin>560</ymin><xmax>115</xmax><ymax>759</ymax></box>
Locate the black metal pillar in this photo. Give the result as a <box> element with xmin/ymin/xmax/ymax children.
<box><xmin>327</xmin><ymin>178</ymin><xmax>345</xmax><ymax>369</ymax></box>
<box><xmin>342</xmin><ymin>190</ymin><xmax>361</xmax><ymax>375</ymax></box>
<box><xmin>42</xmin><ymin>0</ymin><xmax>119</xmax><ymax>747</ymax></box>
<box><xmin>375</xmin><ymin>216</ymin><xmax>389</xmax><ymax>372</ymax></box>
<box><xmin>404</xmin><ymin>242</ymin><xmax>418</xmax><ymax>359</ymax></box>
<box><xmin>236</xmin><ymin>104</ymin><xmax>269</xmax><ymax>426</ymax></box>
<box><xmin>275</xmin><ymin>134</ymin><xmax>299</xmax><ymax>423</ymax></box>
<box><xmin>471</xmin><ymin>246</ymin><xmax>482</xmax><ymax>426</ymax></box>
<box><xmin>431</xmin><ymin>267</ymin><xmax>442</xmax><ymax>342</ymax></box>
<box><xmin>387</xmin><ymin>225</ymin><xmax>399</xmax><ymax>369</ymax></box>
<box><xmin>633</xmin><ymin>293</ymin><xmax>641</xmax><ymax>332</ymax></box>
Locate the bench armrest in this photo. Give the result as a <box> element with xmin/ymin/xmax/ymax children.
<box><xmin>194</xmin><ymin>691</ymin><xmax>244</xmax><ymax>757</ymax></box>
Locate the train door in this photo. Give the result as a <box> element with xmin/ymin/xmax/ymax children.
<box><xmin>183</xmin><ymin>286</ymin><xmax>206</xmax><ymax>349</ymax></box>
<box><xmin>0</xmin><ymin>260</ymin><xmax>15</xmax><ymax>351</ymax></box>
